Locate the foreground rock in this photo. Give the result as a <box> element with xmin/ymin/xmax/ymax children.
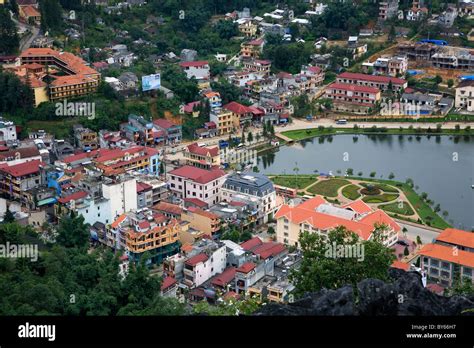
<box><xmin>255</xmin><ymin>269</ymin><xmax>474</xmax><ymax>316</ymax></box>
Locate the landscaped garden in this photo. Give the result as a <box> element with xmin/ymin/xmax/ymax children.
<box><xmin>308</xmin><ymin>178</ymin><xmax>350</xmax><ymax>197</ymax></box>
<box><xmin>270</xmin><ymin>175</ymin><xmax>318</xmax><ymax>189</ymax></box>
<box><xmin>341</xmin><ymin>184</ymin><xmax>362</xmax><ymax>200</ymax></box>
<box><xmin>362</xmin><ymin>193</ymin><xmax>400</xmax><ymax>204</ymax></box>
<box><xmin>380</xmin><ymin>202</ymin><xmax>415</xmax><ymax>216</ymax></box>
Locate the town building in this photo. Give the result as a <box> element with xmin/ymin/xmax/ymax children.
<box><xmin>152</xmin><ymin>119</ymin><xmax>182</xmax><ymax>145</ymax></box>
<box><xmin>183</xmin><ymin>241</ymin><xmax>227</xmax><ymax>288</ymax></box>
<box><xmin>240</xmin><ymin>39</ymin><xmax>264</xmax><ymax>59</ymax></box>
<box><xmin>325</xmin><ymin>83</ymin><xmax>381</xmax><ymax>114</ymax></box>
<box><xmin>242</xmin><ymin>59</ymin><xmax>272</xmax><ymax>76</ymax></box>
<box><xmin>274</xmin><ymin>196</ymin><xmax>400</xmax><ymax>248</ymax></box>
<box><xmin>220</xmin><ymin>173</ymin><xmax>277</xmax><ymax>225</ymax></box>
<box><xmin>362</xmin><ymin>56</ymin><xmax>408</xmax><ymax>77</ymax></box>
<box><xmin>418</xmin><ymin>228</ymin><xmax>474</xmax><ymax>287</ymax></box>
<box><xmin>336</xmin><ymin>72</ymin><xmax>408</xmax><ymax>91</ymax></box>
<box><xmin>183</xmin><ymin>143</ymin><xmax>220</xmax><ymax>169</ymax></box>
<box><xmin>73</xmin><ymin>125</ymin><xmax>99</xmax><ymax>151</ymax></box>
<box><xmin>179</xmin><ymin>61</ymin><xmax>210</xmax><ymax>80</ymax></box>
<box><xmin>379</xmin><ymin>0</ymin><xmax>399</xmax><ymax>20</ymax></box>
<box><xmin>455</xmin><ymin>80</ymin><xmax>474</xmax><ymax>112</ymax></box>
<box><xmin>0</xmin><ymin>160</ymin><xmax>45</xmax><ymax>201</ymax></box>
<box><xmin>181</xmin><ymin>207</ymin><xmax>221</xmax><ymax>237</ymax></box>
<box><xmin>209</xmin><ymin>109</ymin><xmax>234</xmax><ymax>135</ymax></box>
<box><xmin>167</xmin><ymin>165</ymin><xmax>227</xmax><ymax>206</ymax></box>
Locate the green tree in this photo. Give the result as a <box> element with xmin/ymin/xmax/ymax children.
<box><xmin>290</xmin><ymin>225</ymin><xmax>395</xmax><ymax>296</ymax></box>
<box><xmin>39</xmin><ymin>0</ymin><xmax>64</xmax><ymax>32</ymax></box>
<box><xmin>56</xmin><ymin>212</ymin><xmax>89</xmax><ymax>249</ymax></box>
<box><xmin>2</xmin><ymin>207</ymin><xmax>15</xmax><ymax>224</ymax></box>
<box><xmin>0</xmin><ymin>7</ymin><xmax>19</xmax><ymax>54</ymax></box>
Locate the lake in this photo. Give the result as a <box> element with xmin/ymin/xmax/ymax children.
<box><xmin>258</xmin><ymin>134</ymin><xmax>474</xmax><ymax>230</ymax></box>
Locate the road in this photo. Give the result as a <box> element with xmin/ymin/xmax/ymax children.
<box><xmin>11</xmin><ymin>12</ymin><xmax>40</xmax><ymax>51</ymax></box>
<box><xmin>397</xmin><ymin>222</ymin><xmax>441</xmax><ymax>245</ymax></box>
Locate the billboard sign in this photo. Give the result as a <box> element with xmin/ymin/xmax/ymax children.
<box><xmin>142</xmin><ymin>73</ymin><xmax>161</xmax><ymax>92</ymax></box>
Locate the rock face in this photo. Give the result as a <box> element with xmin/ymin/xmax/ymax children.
<box><xmin>255</xmin><ymin>269</ymin><xmax>474</xmax><ymax>316</ymax></box>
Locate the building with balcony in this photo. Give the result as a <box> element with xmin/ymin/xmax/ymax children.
<box><xmin>418</xmin><ymin>228</ymin><xmax>474</xmax><ymax>287</ymax></box>
<box><xmin>325</xmin><ymin>82</ymin><xmax>381</xmax><ymax>114</ymax></box>
<box><xmin>220</xmin><ymin>173</ymin><xmax>277</xmax><ymax>225</ymax></box>
<box><xmin>183</xmin><ymin>241</ymin><xmax>226</xmax><ymax>288</ymax></box>
<box><xmin>362</xmin><ymin>56</ymin><xmax>408</xmax><ymax>77</ymax></box>
<box><xmin>209</xmin><ymin>108</ymin><xmax>234</xmax><ymax>135</ymax></box>
<box><xmin>183</xmin><ymin>143</ymin><xmax>220</xmax><ymax>169</ymax></box>
<box><xmin>121</xmin><ymin>114</ymin><xmax>155</xmax><ymax>145</ymax></box>
<box><xmin>336</xmin><ymin>72</ymin><xmax>408</xmax><ymax>91</ymax></box>
<box><xmin>275</xmin><ymin>196</ymin><xmax>400</xmax><ymax>248</ymax></box>
<box><xmin>93</xmin><ymin>146</ymin><xmax>160</xmax><ymax>176</ymax></box>
<box><xmin>203</xmin><ymin>91</ymin><xmax>222</xmax><ymax>109</ymax></box>
<box><xmin>240</xmin><ymin>39</ymin><xmax>264</xmax><ymax>59</ymax></box>
<box><xmin>0</xmin><ymin>160</ymin><xmax>45</xmax><ymax>201</ymax></box>
<box><xmin>379</xmin><ymin>0</ymin><xmax>399</xmax><ymax>20</ymax></box>
<box><xmin>455</xmin><ymin>80</ymin><xmax>474</xmax><ymax>112</ymax></box>
<box><xmin>152</xmin><ymin>118</ymin><xmax>182</xmax><ymax>145</ymax></box>
<box><xmin>73</xmin><ymin>125</ymin><xmax>99</xmax><ymax>151</ymax></box>
<box><xmin>242</xmin><ymin>59</ymin><xmax>272</xmax><ymax>76</ymax></box>
<box><xmin>179</xmin><ymin>61</ymin><xmax>210</xmax><ymax>80</ymax></box>
<box><xmin>223</xmin><ymin>101</ymin><xmax>253</xmax><ymax>128</ymax></box>
<box><xmin>0</xmin><ymin>117</ymin><xmax>17</xmax><ymax>142</ymax></box>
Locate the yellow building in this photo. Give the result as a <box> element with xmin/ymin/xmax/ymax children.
<box><xmin>239</xmin><ymin>21</ymin><xmax>258</xmax><ymax>38</ymax></box>
<box><xmin>181</xmin><ymin>207</ymin><xmax>221</xmax><ymax>237</ymax></box>
<box><xmin>183</xmin><ymin>142</ymin><xmax>220</xmax><ymax>169</ymax></box>
<box><xmin>240</xmin><ymin>39</ymin><xmax>264</xmax><ymax>59</ymax></box>
<box><xmin>209</xmin><ymin>108</ymin><xmax>234</xmax><ymax>135</ymax></box>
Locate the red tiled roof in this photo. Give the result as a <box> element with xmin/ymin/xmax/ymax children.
<box><xmin>435</xmin><ymin>228</ymin><xmax>474</xmax><ymax>249</ymax></box>
<box><xmin>337</xmin><ymin>72</ymin><xmax>406</xmax><ymax>85</ymax></box>
<box><xmin>179</xmin><ymin>61</ymin><xmax>209</xmax><ymax>68</ymax></box>
<box><xmin>153</xmin><ymin>118</ymin><xmax>178</xmax><ymax>129</ymax></box>
<box><xmin>186</xmin><ymin>143</ymin><xmax>219</xmax><ymax>157</ymax></box>
<box><xmin>0</xmin><ymin>159</ymin><xmax>43</xmax><ymax>177</ymax></box>
<box><xmin>185</xmin><ymin>253</ymin><xmax>209</xmax><ymax>266</ymax></box>
<box><xmin>248</xmin><ymin>39</ymin><xmax>263</xmax><ymax>46</ymax></box>
<box><xmin>211</xmin><ymin>267</ymin><xmax>236</xmax><ymax>287</ymax></box>
<box><xmin>169</xmin><ymin>165</ymin><xmax>226</xmax><ymax>184</ymax></box>
<box><xmin>275</xmin><ymin>196</ymin><xmax>400</xmax><ymax>241</ymax></box>
<box><xmin>0</xmin><ymin>147</ymin><xmax>40</xmax><ymax>161</ymax></box>
<box><xmin>253</xmin><ymin>242</ymin><xmax>287</xmax><ymax>260</ymax></box>
<box><xmin>161</xmin><ymin>276</ymin><xmax>177</xmax><ymax>291</ymax></box>
<box><xmin>342</xmin><ymin>200</ymin><xmax>373</xmax><ymax>214</ymax></box>
<box><xmin>391</xmin><ymin>260</ymin><xmax>410</xmax><ymax>271</ymax></box>
<box><xmin>153</xmin><ymin>202</ymin><xmax>183</xmax><ymax>216</ymax></box>
<box><xmin>136</xmin><ymin>181</ymin><xmax>152</xmax><ymax>193</ymax></box>
<box><xmin>418</xmin><ymin>243</ymin><xmax>474</xmax><ymax>268</ymax></box>
<box><xmin>236</xmin><ymin>262</ymin><xmax>256</xmax><ymax>273</ymax></box>
<box><xmin>240</xmin><ymin>236</ymin><xmax>263</xmax><ymax>251</ymax></box>
<box><xmin>183</xmin><ymin>197</ymin><xmax>208</xmax><ymax>208</ymax></box>
<box><xmin>184</xmin><ymin>101</ymin><xmax>201</xmax><ymax>113</ymax></box>
<box><xmin>187</xmin><ymin>206</ymin><xmax>219</xmax><ymax>220</ymax></box>
<box><xmin>327</xmin><ymin>82</ymin><xmax>380</xmax><ymax>94</ymax></box>
<box><xmin>57</xmin><ymin>190</ymin><xmax>88</xmax><ymax>204</ymax></box>
<box><xmin>223</xmin><ymin>101</ymin><xmax>252</xmax><ymax>115</ymax></box>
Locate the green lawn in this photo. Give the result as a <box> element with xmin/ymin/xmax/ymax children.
<box><xmin>341</xmin><ymin>184</ymin><xmax>361</xmax><ymax>200</ymax></box>
<box><xmin>362</xmin><ymin>193</ymin><xmax>399</xmax><ymax>203</ymax></box>
<box><xmin>359</xmin><ymin>182</ymin><xmax>399</xmax><ymax>193</ymax></box>
<box><xmin>270</xmin><ymin>175</ymin><xmax>317</xmax><ymax>189</ymax></box>
<box><xmin>282</xmin><ymin>127</ymin><xmax>474</xmax><ymax>142</ymax></box>
<box><xmin>380</xmin><ymin>202</ymin><xmax>415</xmax><ymax>216</ymax></box>
<box><xmin>308</xmin><ymin>179</ymin><xmax>350</xmax><ymax>197</ymax></box>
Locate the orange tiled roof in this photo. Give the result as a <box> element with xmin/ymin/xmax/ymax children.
<box><xmin>419</xmin><ymin>243</ymin><xmax>474</xmax><ymax>268</ymax></box>
<box><xmin>436</xmin><ymin>228</ymin><xmax>474</xmax><ymax>249</ymax></box>
<box><xmin>274</xmin><ymin>196</ymin><xmax>400</xmax><ymax>241</ymax></box>
<box><xmin>22</xmin><ymin>5</ymin><xmax>40</xmax><ymax>18</ymax></box>
<box><xmin>50</xmin><ymin>74</ymin><xmax>96</xmax><ymax>87</ymax></box>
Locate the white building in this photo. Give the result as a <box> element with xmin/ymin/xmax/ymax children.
<box><xmin>455</xmin><ymin>80</ymin><xmax>474</xmax><ymax>112</ymax></box>
<box><xmin>0</xmin><ymin>117</ymin><xmax>17</xmax><ymax>142</ymax></box>
<box><xmin>179</xmin><ymin>61</ymin><xmax>210</xmax><ymax>80</ymax></box>
<box><xmin>75</xmin><ymin>177</ymin><xmax>137</xmax><ymax>225</ymax></box>
<box><xmin>183</xmin><ymin>243</ymin><xmax>227</xmax><ymax>287</ymax></box>
<box><xmin>220</xmin><ymin>173</ymin><xmax>277</xmax><ymax>225</ymax></box>
<box><xmin>167</xmin><ymin>165</ymin><xmax>227</xmax><ymax>206</ymax></box>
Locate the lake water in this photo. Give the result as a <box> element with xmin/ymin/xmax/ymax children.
<box><xmin>258</xmin><ymin>134</ymin><xmax>474</xmax><ymax>230</ymax></box>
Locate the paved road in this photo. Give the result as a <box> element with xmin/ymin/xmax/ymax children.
<box><xmin>11</xmin><ymin>13</ymin><xmax>40</xmax><ymax>51</ymax></box>
<box><xmin>398</xmin><ymin>222</ymin><xmax>440</xmax><ymax>245</ymax></box>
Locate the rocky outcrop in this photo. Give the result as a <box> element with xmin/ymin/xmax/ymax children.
<box><xmin>255</xmin><ymin>269</ymin><xmax>474</xmax><ymax>316</ymax></box>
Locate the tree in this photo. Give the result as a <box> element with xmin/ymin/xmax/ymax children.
<box><xmin>0</xmin><ymin>7</ymin><xmax>19</xmax><ymax>54</ymax></box>
<box><xmin>39</xmin><ymin>0</ymin><xmax>64</xmax><ymax>33</ymax></box>
<box><xmin>2</xmin><ymin>207</ymin><xmax>15</xmax><ymax>224</ymax></box>
<box><xmin>214</xmin><ymin>20</ymin><xmax>238</xmax><ymax>40</ymax></box>
<box><xmin>434</xmin><ymin>75</ymin><xmax>442</xmax><ymax>86</ymax></box>
<box><xmin>346</xmin><ymin>168</ymin><xmax>353</xmax><ymax>176</ymax></box>
<box><xmin>267</xmin><ymin>226</ymin><xmax>275</xmax><ymax>235</ymax></box>
<box><xmin>290</xmin><ymin>225</ymin><xmax>395</xmax><ymax>297</ymax></box>
<box><xmin>403</xmin><ymin>246</ymin><xmax>409</xmax><ymax>256</ymax></box>
<box><xmin>56</xmin><ymin>212</ymin><xmax>90</xmax><ymax>249</ymax></box>
<box><xmin>247</xmin><ymin>131</ymin><xmax>253</xmax><ymax>143</ymax></box>
<box><xmin>447</xmin><ymin>79</ymin><xmax>454</xmax><ymax>88</ymax></box>
<box><xmin>388</xmin><ymin>172</ymin><xmax>395</xmax><ymax>180</ymax></box>
<box><xmin>370</xmin><ymin>171</ymin><xmax>376</xmax><ymax>178</ymax></box>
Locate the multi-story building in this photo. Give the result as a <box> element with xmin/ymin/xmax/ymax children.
<box><xmin>183</xmin><ymin>143</ymin><xmax>220</xmax><ymax>169</ymax></box>
<box><xmin>362</xmin><ymin>56</ymin><xmax>408</xmax><ymax>77</ymax></box>
<box><xmin>242</xmin><ymin>59</ymin><xmax>272</xmax><ymax>76</ymax></box>
<box><xmin>220</xmin><ymin>173</ymin><xmax>277</xmax><ymax>225</ymax></box>
<box><xmin>168</xmin><ymin>165</ymin><xmax>227</xmax><ymax>206</ymax></box>
<box><xmin>73</xmin><ymin>125</ymin><xmax>99</xmax><ymax>151</ymax></box>
<box><xmin>238</xmin><ymin>20</ymin><xmax>258</xmax><ymax>38</ymax></box>
<box><xmin>0</xmin><ymin>160</ymin><xmax>45</xmax><ymax>201</ymax></box>
<box><xmin>181</xmin><ymin>207</ymin><xmax>221</xmax><ymax>237</ymax></box>
<box><xmin>179</xmin><ymin>61</ymin><xmax>210</xmax><ymax>80</ymax></box>
<box><xmin>223</xmin><ymin>101</ymin><xmax>253</xmax><ymax>128</ymax></box>
<box><xmin>418</xmin><ymin>228</ymin><xmax>474</xmax><ymax>287</ymax></box>
<box><xmin>455</xmin><ymin>80</ymin><xmax>474</xmax><ymax>112</ymax></box>
<box><xmin>209</xmin><ymin>108</ymin><xmax>234</xmax><ymax>135</ymax></box>
<box><xmin>240</xmin><ymin>39</ymin><xmax>264</xmax><ymax>59</ymax></box>
<box><xmin>153</xmin><ymin>119</ymin><xmax>182</xmax><ymax>145</ymax></box>
<box><xmin>19</xmin><ymin>48</ymin><xmax>101</xmax><ymax>104</ymax></box>
<box><xmin>0</xmin><ymin>147</ymin><xmax>42</xmax><ymax>167</ymax></box>
<box><xmin>274</xmin><ymin>196</ymin><xmax>400</xmax><ymax>248</ymax></box>
<box><xmin>93</xmin><ymin>146</ymin><xmax>160</xmax><ymax>176</ymax></box>
<box><xmin>325</xmin><ymin>83</ymin><xmax>381</xmax><ymax>114</ymax></box>
<box><xmin>398</xmin><ymin>42</ymin><xmax>438</xmax><ymax>62</ymax></box>
<box><xmin>379</xmin><ymin>0</ymin><xmax>399</xmax><ymax>20</ymax></box>
<box><xmin>203</xmin><ymin>91</ymin><xmax>222</xmax><ymax>109</ymax></box>
<box><xmin>336</xmin><ymin>72</ymin><xmax>408</xmax><ymax>91</ymax></box>
<box><xmin>183</xmin><ymin>241</ymin><xmax>227</xmax><ymax>288</ymax></box>
<box><xmin>431</xmin><ymin>50</ymin><xmax>474</xmax><ymax>71</ymax></box>
<box><xmin>121</xmin><ymin>114</ymin><xmax>154</xmax><ymax>145</ymax></box>
<box><xmin>0</xmin><ymin>117</ymin><xmax>17</xmax><ymax>142</ymax></box>
<box><xmin>109</xmin><ymin>210</ymin><xmax>181</xmax><ymax>264</ymax></box>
